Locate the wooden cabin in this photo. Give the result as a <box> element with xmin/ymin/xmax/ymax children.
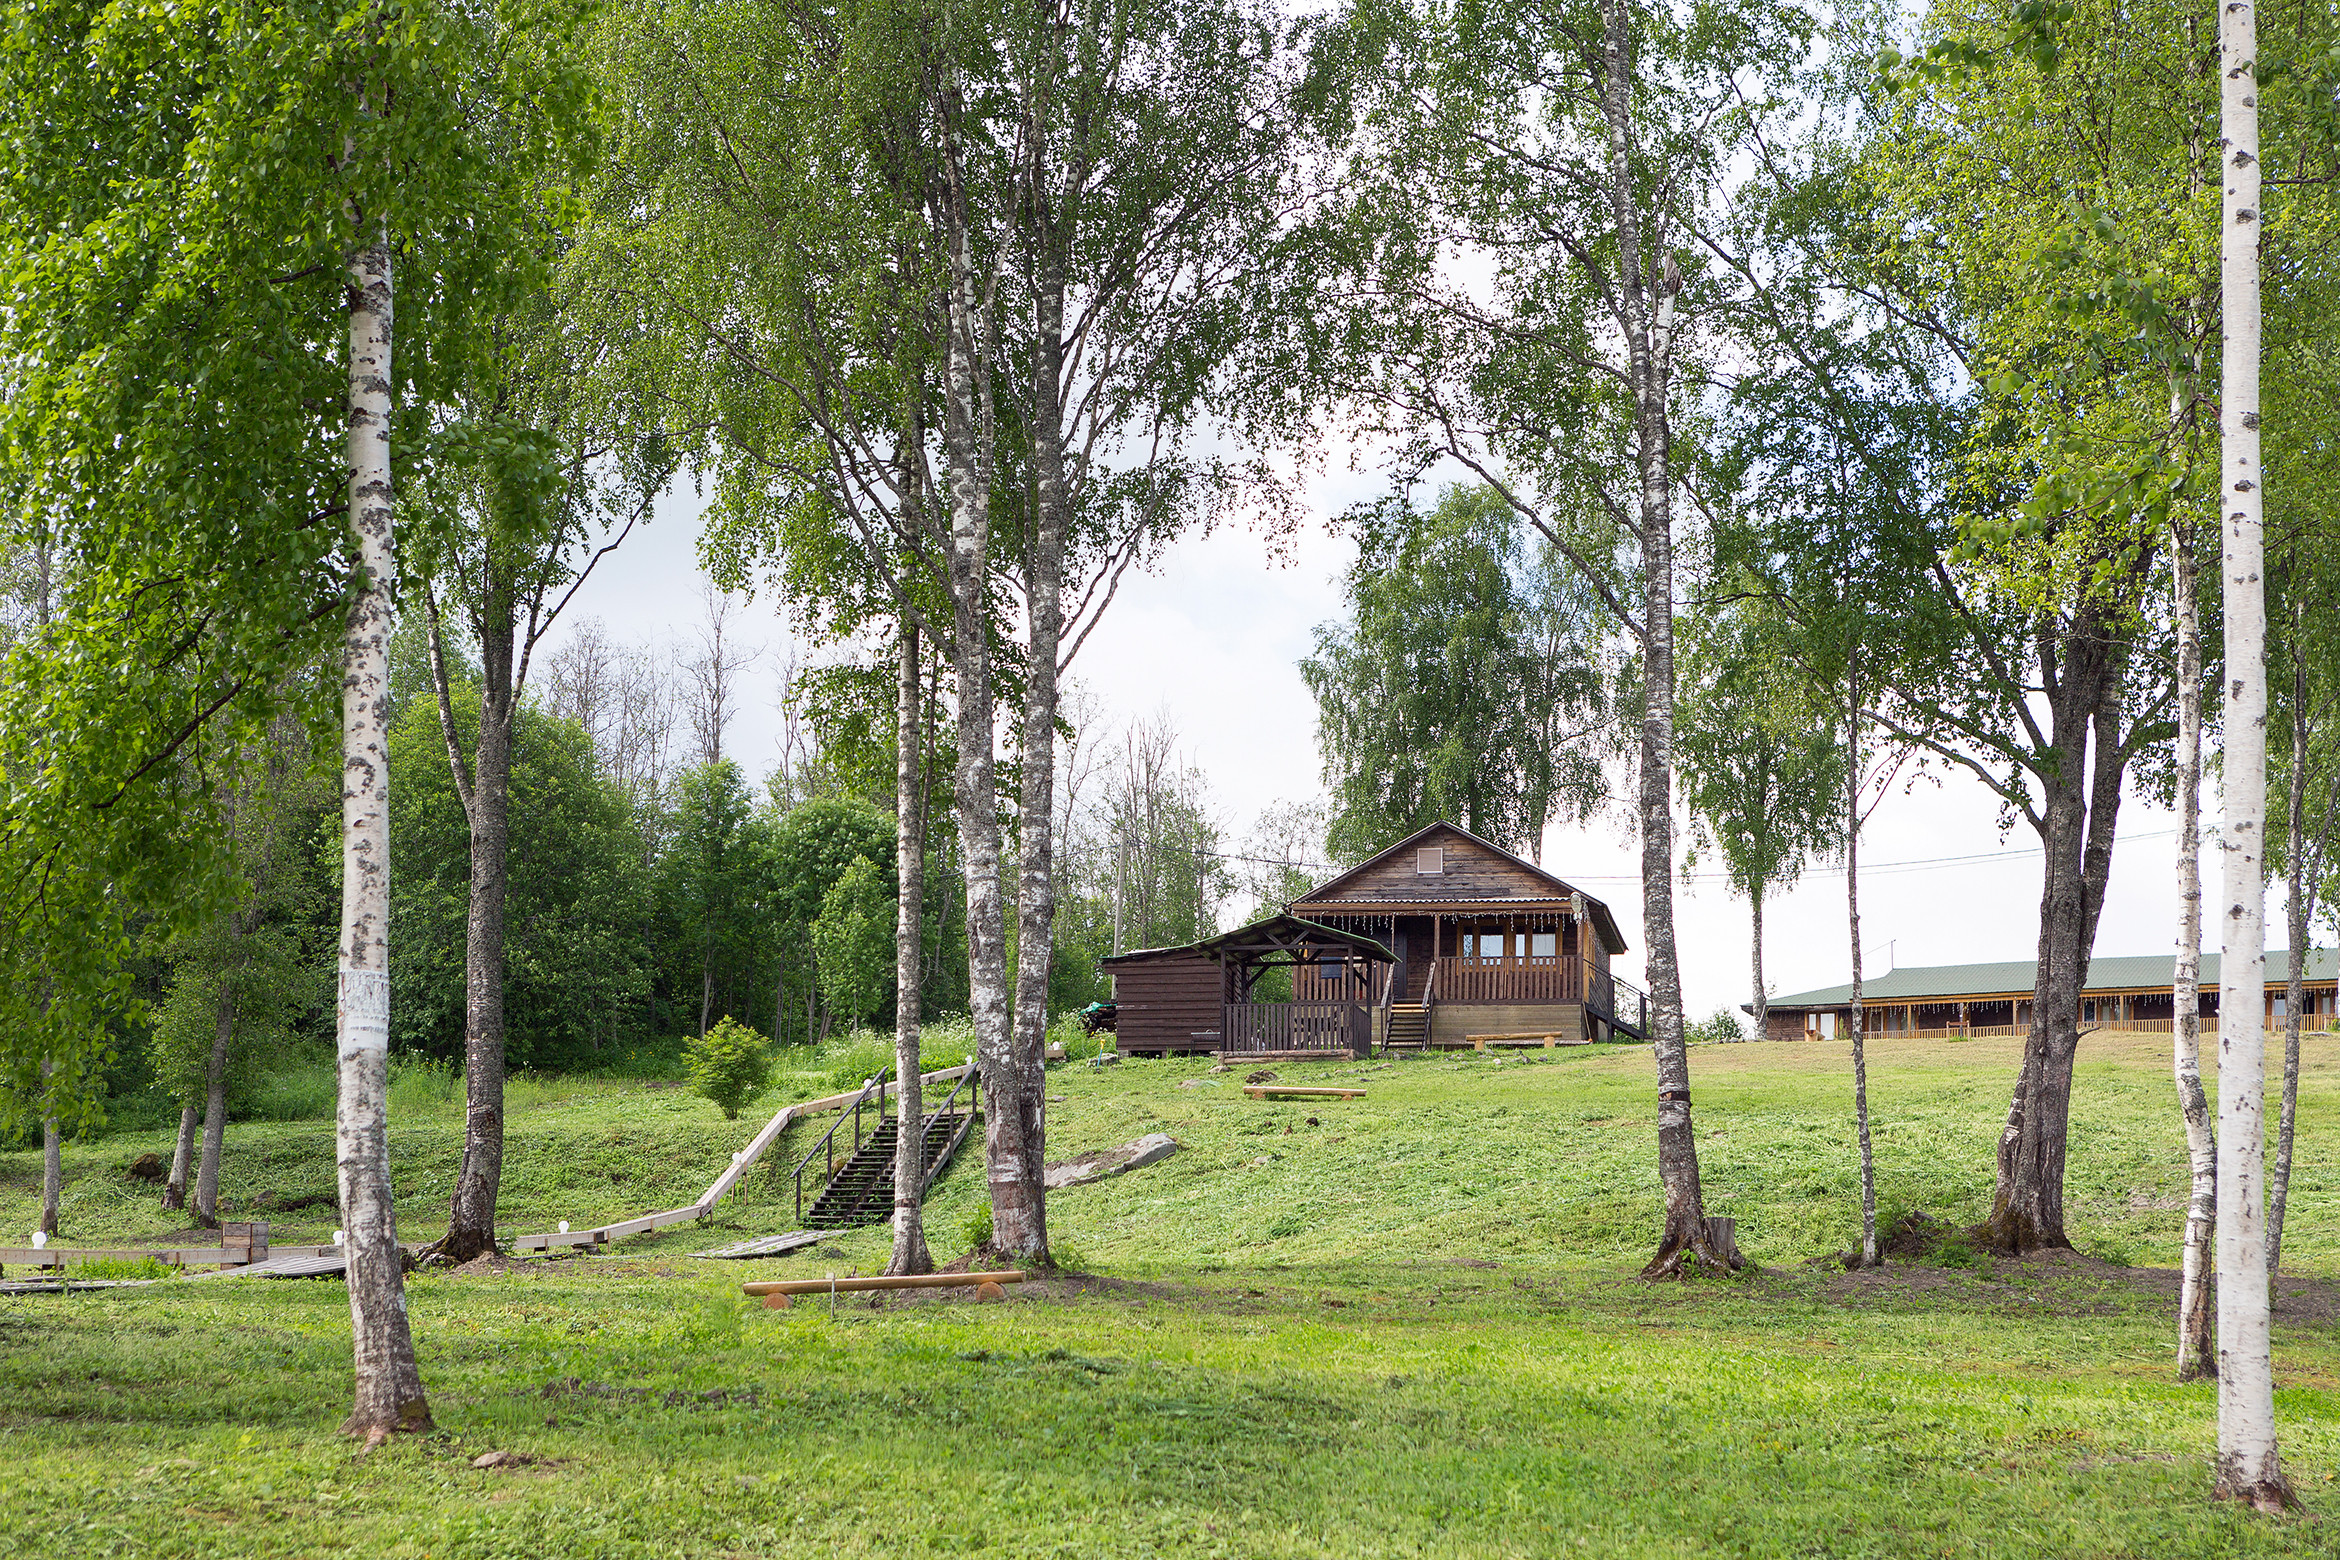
<box><xmin>1287</xmin><ymin>822</ymin><xmax>1642</xmax><ymax>1049</ymax></box>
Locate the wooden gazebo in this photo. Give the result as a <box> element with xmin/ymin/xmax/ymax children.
<box><xmin>1101</xmin><ymin>914</ymin><xmax>1396</xmax><ymax>1058</ymax></box>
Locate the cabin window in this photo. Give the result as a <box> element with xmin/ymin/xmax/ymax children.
<box><xmin>1416</xmin><ymin>846</ymin><xmax>1444</xmax><ymax>875</ymax></box>
<box><xmin>1531</xmin><ymin>932</ymin><xmax>1556</xmax><ymax>958</ymax></box>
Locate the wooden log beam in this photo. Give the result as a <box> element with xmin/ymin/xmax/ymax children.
<box><xmin>1243</xmin><ymin>1085</ymin><xmax>1367</xmax><ymax>1099</ymax></box>
<box><xmin>741</xmin><ymin>1270</ymin><xmax>1025</xmax><ymax>1297</ymax></box>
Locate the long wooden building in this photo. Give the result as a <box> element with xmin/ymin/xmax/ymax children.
<box><xmin>1102</xmin><ymin>822</ymin><xmax>1646</xmax><ymax>1057</ymax></box>
<box><xmin>1759</xmin><ymin>950</ymin><xmax>2340</xmax><ymax>1040</ymax></box>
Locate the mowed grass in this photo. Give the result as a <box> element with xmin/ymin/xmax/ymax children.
<box><xmin>5</xmin><ymin>1031</ymin><xmax>2340</xmax><ymax>1557</ymax></box>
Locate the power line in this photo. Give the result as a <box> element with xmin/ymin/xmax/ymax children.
<box><xmin>1567</xmin><ymin>828</ymin><xmax>2183</xmax><ymax>887</ymax></box>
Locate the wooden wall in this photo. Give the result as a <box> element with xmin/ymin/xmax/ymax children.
<box><xmin>1108</xmin><ymin>952</ymin><xmax>1223</xmax><ymax>1053</ymax></box>
<box><xmin>1430</xmin><ymin>1002</ymin><xmax>1585</xmax><ymax>1046</ymax></box>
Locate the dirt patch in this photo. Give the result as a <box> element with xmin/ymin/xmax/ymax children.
<box><xmin>447</xmin><ymin>1252</ymin><xmax>527</xmax><ymax>1277</ymax></box>
<box><xmin>1811</xmin><ymin>1244</ymin><xmax>2340</xmax><ymax>1323</ymax></box>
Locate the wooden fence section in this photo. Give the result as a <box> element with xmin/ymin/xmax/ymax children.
<box><xmin>1220</xmin><ymin>1002</ymin><xmax>1367</xmax><ymax>1053</ymax></box>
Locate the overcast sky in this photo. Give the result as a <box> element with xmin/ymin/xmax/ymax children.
<box><xmin>542</xmin><ymin>469</ymin><xmax>2223</xmax><ymax>1026</ymax></box>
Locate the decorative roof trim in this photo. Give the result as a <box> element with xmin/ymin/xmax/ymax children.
<box><xmin>1288</xmin><ymin>821</ymin><xmax>1628</xmax><ymax>955</ymax></box>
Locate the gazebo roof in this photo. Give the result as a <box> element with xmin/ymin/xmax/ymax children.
<box><xmin>1099</xmin><ymin>913</ymin><xmax>1395</xmax><ymax>968</ymax></box>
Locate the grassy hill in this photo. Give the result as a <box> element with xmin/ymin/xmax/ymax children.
<box><xmin>5</xmin><ymin>1032</ymin><xmax>2340</xmax><ymax>1557</ymax></box>
<box><xmin>11</xmin><ymin>1030</ymin><xmax>2332</xmax><ymax>1270</ymax></box>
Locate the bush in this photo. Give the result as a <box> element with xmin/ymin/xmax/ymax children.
<box><xmin>962</xmin><ymin>1200</ymin><xmax>993</xmax><ymax>1253</ymax></box>
<box><xmin>685</xmin><ymin>1018</ymin><xmax>773</xmax><ymax>1120</ymax></box>
<box><xmin>1686</xmin><ymin>1010</ymin><xmax>1747</xmax><ymax>1045</ymax></box>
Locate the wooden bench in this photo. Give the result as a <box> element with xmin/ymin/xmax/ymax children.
<box><xmin>1243</xmin><ymin>1085</ymin><xmax>1366</xmax><ymax>1100</ymax></box>
<box><xmin>1463</xmin><ymin>1032</ymin><xmax>1589</xmax><ymax>1051</ymax></box>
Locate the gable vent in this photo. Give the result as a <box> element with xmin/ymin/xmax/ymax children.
<box><xmin>1416</xmin><ymin>846</ymin><xmax>1444</xmax><ymax>875</ymax></box>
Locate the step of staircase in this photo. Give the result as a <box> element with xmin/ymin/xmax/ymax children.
<box><xmin>1386</xmin><ymin>1002</ymin><xmax>1429</xmax><ymax>1050</ymax></box>
<box><xmin>806</xmin><ymin>1111</ymin><xmax>971</xmax><ymax>1228</ymax></box>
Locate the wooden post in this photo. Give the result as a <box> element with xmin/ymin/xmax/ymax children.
<box><xmin>221</xmin><ymin>1221</ymin><xmax>269</xmax><ymax>1268</ymax></box>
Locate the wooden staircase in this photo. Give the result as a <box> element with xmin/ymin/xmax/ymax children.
<box><xmin>1385</xmin><ymin>1001</ymin><xmax>1429</xmax><ymax>1051</ymax></box>
<box><xmin>805</xmin><ymin>1111</ymin><xmax>969</xmax><ymax>1228</ymax></box>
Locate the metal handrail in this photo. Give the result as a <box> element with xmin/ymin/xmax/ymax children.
<box><xmin>922</xmin><ymin>1057</ymin><xmax>981</xmax><ymax>1195</ymax></box>
<box><xmin>792</xmin><ymin>1069</ymin><xmax>890</xmax><ymax>1225</ymax></box>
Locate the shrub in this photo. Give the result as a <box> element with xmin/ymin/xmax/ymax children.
<box><xmin>1686</xmin><ymin>1010</ymin><xmax>1747</xmax><ymax>1045</ymax></box>
<box><xmin>685</xmin><ymin>1018</ymin><xmax>773</xmax><ymax>1120</ymax></box>
<box><xmin>962</xmin><ymin>1200</ymin><xmax>993</xmax><ymax>1253</ymax></box>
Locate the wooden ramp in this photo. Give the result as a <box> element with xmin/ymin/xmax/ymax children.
<box><xmin>691</xmin><ymin>1231</ymin><xmax>835</xmax><ymax>1260</ymax></box>
<box><xmin>185</xmin><ymin>1251</ymin><xmax>354</xmax><ymax>1281</ymax></box>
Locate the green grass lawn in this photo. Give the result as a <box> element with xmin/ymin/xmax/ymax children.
<box><xmin>5</xmin><ymin>1032</ymin><xmax>2340</xmax><ymax>1556</ymax></box>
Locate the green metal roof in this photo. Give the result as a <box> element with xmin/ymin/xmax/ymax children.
<box><xmin>1764</xmin><ymin>949</ymin><xmax>2340</xmax><ymax>1011</ymax></box>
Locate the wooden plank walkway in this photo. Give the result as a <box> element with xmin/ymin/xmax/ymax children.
<box><xmin>691</xmin><ymin>1231</ymin><xmax>836</xmax><ymax>1260</ymax></box>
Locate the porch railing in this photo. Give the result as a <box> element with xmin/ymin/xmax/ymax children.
<box><xmin>1221</xmin><ymin>1001</ymin><xmax>1368</xmax><ymax>1053</ymax></box>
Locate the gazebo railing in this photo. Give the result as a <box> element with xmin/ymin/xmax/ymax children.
<box><xmin>1221</xmin><ymin>1001</ymin><xmax>1367</xmax><ymax>1053</ymax></box>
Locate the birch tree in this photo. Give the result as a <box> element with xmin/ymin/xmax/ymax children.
<box><xmin>0</xmin><ymin>0</ymin><xmax>588</xmax><ymax>1439</ymax></box>
<box><xmin>1321</xmin><ymin>0</ymin><xmax>1805</xmax><ymax>1272</ymax></box>
<box><xmin>2211</xmin><ymin>0</ymin><xmax>2285</xmax><ymax>1500</ymax></box>
<box><xmin>2171</xmin><ymin>511</ymin><xmax>2217</xmax><ymax>1381</ymax></box>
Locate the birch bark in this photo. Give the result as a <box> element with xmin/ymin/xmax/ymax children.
<box><xmin>1751</xmin><ymin>888</ymin><xmax>1767</xmax><ymax>1042</ymax></box>
<box><xmin>164</xmin><ymin>1104</ymin><xmax>198</xmax><ymax>1212</ymax></box>
<box><xmin>936</xmin><ymin>149</ymin><xmax>1019</xmax><ymax>1258</ymax></box>
<box><xmin>193</xmin><ymin>976</ymin><xmax>235</xmax><ymax>1223</ymax></box>
<box><xmin>888</xmin><ymin>620</ymin><xmax>932</xmax><ymax>1276</ymax></box>
<box><xmin>2268</xmin><ymin>607</ymin><xmax>2310</xmax><ymax>1273</ymax></box>
<box><xmin>2212</xmin><ymin>0</ymin><xmax>2285</xmax><ymax>1499</ymax></box>
<box><xmin>1847</xmin><ymin>659</ymin><xmax>1878</xmax><ymax>1267</ymax></box>
<box><xmin>1002</xmin><ymin>188</ymin><xmax>1075</xmax><ymax>1265</ymax></box>
<box><xmin>1593</xmin><ymin>0</ymin><xmax>1721</xmax><ymax>1276</ymax></box>
<box><xmin>337</xmin><ymin>235</ymin><xmax>431</xmax><ymax>1442</ymax></box>
<box><xmin>2171</xmin><ymin>513</ymin><xmax>2217</xmax><ymax>1381</ymax></box>
<box><xmin>38</xmin><ymin>1062</ymin><xmax>59</xmax><ymax>1235</ymax></box>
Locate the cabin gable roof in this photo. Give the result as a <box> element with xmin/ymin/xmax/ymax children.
<box><xmin>1287</xmin><ymin>821</ymin><xmax>1628</xmax><ymax>955</ymax></box>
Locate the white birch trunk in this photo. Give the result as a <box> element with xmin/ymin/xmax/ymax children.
<box><xmin>2212</xmin><ymin>0</ymin><xmax>2285</xmax><ymax>1499</ymax></box>
<box><xmin>935</xmin><ymin>176</ymin><xmax>1018</xmax><ymax>1257</ymax></box>
<box><xmin>2268</xmin><ymin>608</ymin><xmax>2307</xmax><ymax>1273</ymax></box>
<box><xmin>888</xmin><ymin>620</ymin><xmax>932</xmax><ymax>1276</ymax></box>
<box><xmin>1847</xmin><ymin>662</ymin><xmax>1878</xmax><ymax>1267</ymax></box>
<box><xmin>39</xmin><ymin>1066</ymin><xmax>60</xmax><ymax>1237</ymax></box>
<box><xmin>164</xmin><ymin>1103</ymin><xmax>198</xmax><ymax>1212</ymax></box>
<box><xmin>193</xmin><ymin>978</ymin><xmax>234</xmax><ymax>1223</ymax></box>
<box><xmin>2171</xmin><ymin>512</ymin><xmax>2217</xmax><ymax>1382</ymax></box>
<box><xmin>337</xmin><ymin>236</ymin><xmax>431</xmax><ymax>1441</ymax></box>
